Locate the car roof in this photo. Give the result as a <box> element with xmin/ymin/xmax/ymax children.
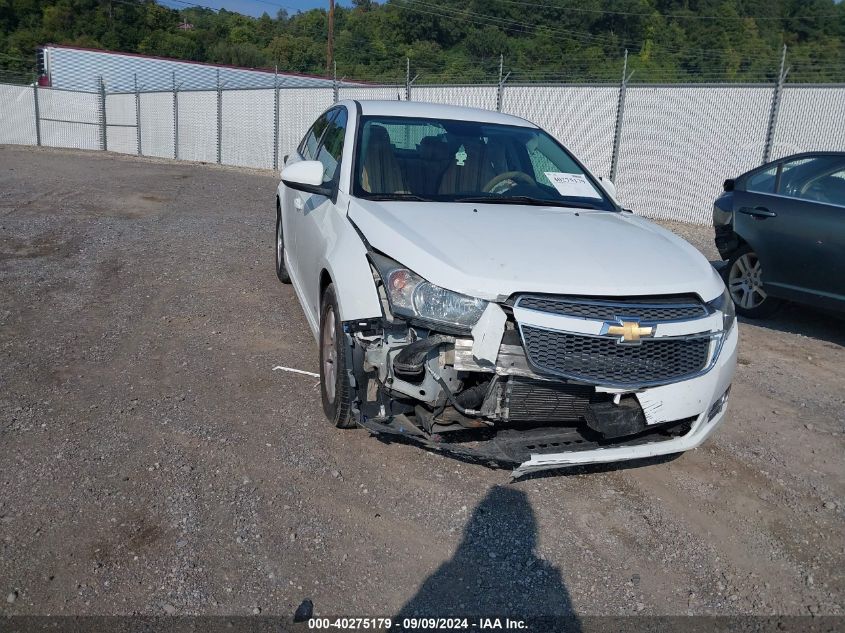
<box><xmin>342</xmin><ymin>100</ymin><xmax>537</xmax><ymax>128</ymax></box>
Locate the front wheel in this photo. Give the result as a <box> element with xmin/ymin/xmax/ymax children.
<box><xmin>725</xmin><ymin>246</ymin><xmax>780</xmax><ymax>318</ymax></box>
<box><xmin>319</xmin><ymin>284</ymin><xmax>355</xmax><ymax>428</ymax></box>
<box><xmin>275</xmin><ymin>205</ymin><xmax>291</xmax><ymax>284</ymax></box>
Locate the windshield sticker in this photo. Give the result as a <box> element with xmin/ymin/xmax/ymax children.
<box><xmin>544</xmin><ymin>172</ymin><xmax>603</xmax><ymax>199</ymax></box>
<box><xmin>455</xmin><ymin>145</ymin><xmax>467</xmax><ymax>166</ymax></box>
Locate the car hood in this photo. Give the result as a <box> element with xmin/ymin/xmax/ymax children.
<box><xmin>347</xmin><ymin>199</ymin><xmax>723</xmax><ymax>302</ymax></box>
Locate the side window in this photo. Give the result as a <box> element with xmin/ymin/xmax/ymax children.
<box><xmin>527</xmin><ymin>133</ymin><xmax>584</xmax><ymax>187</ymax></box>
<box><xmin>528</xmin><ymin>147</ymin><xmax>561</xmax><ymax>186</ymax></box>
<box><xmin>795</xmin><ymin>166</ymin><xmax>845</xmax><ymax>206</ymax></box>
<box><xmin>746</xmin><ymin>165</ymin><xmax>778</xmax><ymax>194</ymax></box>
<box><xmin>779</xmin><ymin>157</ymin><xmax>845</xmax><ymax>205</ymax></box>
<box><xmin>315</xmin><ymin>108</ymin><xmax>347</xmax><ymax>185</ymax></box>
<box><xmin>298</xmin><ymin>111</ymin><xmax>333</xmax><ymax>160</ymax></box>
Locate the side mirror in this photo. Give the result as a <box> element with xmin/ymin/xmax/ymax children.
<box><xmin>281</xmin><ymin>160</ymin><xmax>331</xmax><ymax>196</ymax></box>
<box><xmin>598</xmin><ymin>176</ymin><xmax>618</xmax><ymax>202</ymax></box>
<box><xmin>723</xmin><ymin>178</ymin><xmax>735</xmax><ymax>192</ymax></box>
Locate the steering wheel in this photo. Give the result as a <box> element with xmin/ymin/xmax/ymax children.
<box><xmin>482</xmin><ymin>171</ymin><xmax>535</xmax><ymax>193</ymax></box>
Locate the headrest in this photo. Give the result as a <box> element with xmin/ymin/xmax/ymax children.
<box><xmin>418</xmin><ymin>135</ymin><xmax>451</xmax><ymax>161</ymax></box>
<box><xmin>367</xmin><ymin>125</ymin><xmax>392</xmax><ymax>146</ymax></box>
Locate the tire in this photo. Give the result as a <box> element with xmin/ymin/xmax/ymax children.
<box><xmin>275</xmin><ymin>203</ymin><xmax>291</xmax><ymax>284</ymax></box>
<box><xmin>724</xmin><ymin>245</ymin><xmax>780</xmax><ymax>318</ymax></box>
<box><xmin>319</xmin><ymin>283</ymin><xmax>355</xmax><ymax>428</ymax></box>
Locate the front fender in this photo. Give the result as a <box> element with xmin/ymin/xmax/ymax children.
<box><xmin>319</xmin><ymin>197</ymin><xmax>383</xmax><ymax>324</ymax></box>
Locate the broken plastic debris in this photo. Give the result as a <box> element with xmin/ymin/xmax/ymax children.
<box><xmin>272</xmin><ymin>366</ymin><xmax>320</xmax><ymax>378</ymax></box>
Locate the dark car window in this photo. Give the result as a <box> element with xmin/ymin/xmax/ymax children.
<box><xmin>316</xmin><ymin>108</ymin><xmax>347</xmax><ymax>185</ymax></box>
<box><xmin>299</xmin><ymin>111</ymin><xmax>334</xmax><ymax>160</ymax></box>
<box><xmin>780</xmin><ymin>156</ymin><xmax>845</xmax><ymax>204</ymax></box>
<box><xmin>798</xmin><ymin>168</ymin><xmax>845</xmax><ymax>206</ymax></box>
<box><xmin>746</xmin><ymin>165</ymin><xmax>777</xmax><ymax>194</ymax></box>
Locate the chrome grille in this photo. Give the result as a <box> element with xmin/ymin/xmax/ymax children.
<box><xmin>520</xmin><ymin>326</ymin><xmax>710</xmax><ymax>386</ymax></box>
<box><xmin>517</xmin><ymin>295</ymin><xmax>707</xmax><ymax>322</ymax></box>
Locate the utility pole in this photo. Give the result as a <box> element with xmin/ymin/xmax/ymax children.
<box><xmin>326</xmin><ymin>0</ymin><xmax>335</xmax><ymax>77</ymax></box>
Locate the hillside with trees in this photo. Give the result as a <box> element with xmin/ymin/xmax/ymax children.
<box><xmin>1</xmin><ymin>0</ymin><xmax>843</xmax><ymax>84</ymax></box>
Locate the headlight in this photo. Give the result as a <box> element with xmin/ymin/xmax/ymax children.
<box><xmin>707</xmin><ymin>286</ymin><xmax>736</xmax><ymax>332</ymax></box>
<box><xmin>370</xmin><ymin>253</ymin><xmax>487</xmax><ymax>331</ymax></box>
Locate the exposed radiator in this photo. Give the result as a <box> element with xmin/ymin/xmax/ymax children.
<box><xmin>503</xmin><ymin>378</ymin><xmax>594</xmax><ymax>423</ymax></box>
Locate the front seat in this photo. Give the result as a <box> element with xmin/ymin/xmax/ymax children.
<box><xmin>438</xmin><ymin>139</ymin><xmax>496</xmax><ymax>195</ymax></box>
<box><xmin>360</xmin><ymin>125</ymin><xmax>407</xmax><ymax>194</ymax></box>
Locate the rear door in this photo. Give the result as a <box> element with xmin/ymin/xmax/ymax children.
<box><xmin>735</xmin><ymin>156</ymin><xmax>845</xmax><ymax>305</ymax></box>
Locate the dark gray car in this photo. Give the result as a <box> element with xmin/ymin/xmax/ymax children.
<box><xmin>713</xmin><ymin>151</ymin><xmax>845</xmax><ymax>317</ymax></box>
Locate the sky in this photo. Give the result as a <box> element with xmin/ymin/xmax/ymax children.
<box><xmin>159</xmin><ymin>0</ymin><xmax>351</xmax><ymax>19</ymax></box>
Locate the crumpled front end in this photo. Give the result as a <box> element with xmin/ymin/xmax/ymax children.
<box><xmin>341</xmin><ymin>284</ymin><xmax>738</xmax><ymax>477</ymax></box>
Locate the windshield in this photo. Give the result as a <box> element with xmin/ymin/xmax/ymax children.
<box><xmin>353</xmin><ymin>115</ymin><xmax>616</xmax><ymax>210</ymax></box>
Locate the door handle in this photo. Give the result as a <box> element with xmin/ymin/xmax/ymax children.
<box><xmin>739</xmin><ymin>206</ymin><xmax>777</xmax><ymax>219</ymax></box>
<box><xmin>294</xmin><ymin>197</ymin><xmax>304</xmax><ymax>211</ymax></box>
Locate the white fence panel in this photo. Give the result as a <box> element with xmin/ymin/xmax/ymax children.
<box><xmin>139</xmin><ymin>91</ymin><xmax>174</xmax><ymax>158</ymax></box>
<box><xmin>502</xmin><ymin>85</ymin><xmax>619</xmax><ymax>177</ymax></box>
<box><xmin>221</xmin><ymin>89</ymin><xmax>275</xmax><ymax>169</ymax></box>
<box><xmin>2</xmin><ymin>81</ymin><xmax>843</xmax><ymax>225</ymax></box>
<box><xmin>105</xmin><ymin>92</ymin><xmax>135</xmax><ymax>125</ymax></box>
<box><xmin>278</xmin><ymin>87</ymin><xmax>334</xmax><ymax>164</ymax></box>
<box><xmin>177</xmin><ymin>90</ymin><xmax>217</xmax><ymax>163</ymax></box>
<box><xmin>107</xmin><ymin>126</ymin><xmax>137</xmax><ymax>155</ymax></box>
<box><xmin>38</xmin><ymin>88</ymin><xmax>100</xmax><ymax>150</ymax></box>
<box><xmin>412</xmin><ymin>85</ymin><xmax>498</xmax><ymax>111</ymax></box>
<box><xmin>338</xmin><ymin>85</ymin><xmax>404</xmax><ymax>101</ymax></box>
<box><xmin>772</xmin><ymin>86</ymin><xmax>845</xmax><ymax>159</ymax></box>
<box><xmin>105</xmin><ymin>93</ymin><xmax>137</xmax><ymax>155</ymax></box>
<box><xmin>0</xmin><ymin>84</ymin><xmax>37</xmax><ymax>145</ymax></box>
<box><xmin>616</xmin><ymin>86</ymin><xmax>772</xmax><ymax>223</ymax></box>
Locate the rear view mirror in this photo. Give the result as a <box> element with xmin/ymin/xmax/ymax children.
<box><xmin>599</xmin><ymin>176</ymin><xmax>618</xmax><ymax>202</ymax></box>
<box><xmin>281</xmin><ymin>160</ymin><xmax>330</xmax><ymax>196</ymax></box>
<box><xmin>723</xmin><ymin>178</ymin><xmax>735</xmax><ymax>192</ymax></box>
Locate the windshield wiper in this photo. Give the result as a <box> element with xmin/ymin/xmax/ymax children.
<box><xmin>363</xmin><ymin>193</ymin><xmax>433</xmax><ymax>202</ymax></box>
<box><xmin>454</xmin><ymin>195</ymin><xmax>600</xmax><ymax>209</ymax></box>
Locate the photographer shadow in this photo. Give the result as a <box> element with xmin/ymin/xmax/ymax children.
<box><xmin>395</xmin><ymin>486</ymin><xmax>580</xmax><ymax>631</ymax></box>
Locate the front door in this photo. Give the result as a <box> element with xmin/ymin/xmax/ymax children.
<box><xmin>285</xmin><ymin>110</ymin><xmax>334</xmax><ymax>287</ymax></box>
<box><xmin>297</xmin><ymin>107</ymin><xmax>349</xmax><ymax>323</ymax></box>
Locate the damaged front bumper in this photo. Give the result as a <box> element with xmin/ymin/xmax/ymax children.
<box><xmin>341</xmin><ymin>299</ymin><xmax>738</xmax><ymax>478</ymax></box>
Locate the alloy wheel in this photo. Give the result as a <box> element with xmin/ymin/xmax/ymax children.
<box><xmin>276</xmin><ymin>216</ymin><xmax>284</xmax><ymax>270</ymax></box>
<box><xmin>728</xmin><ymin>252</ymin><xmax>767</xmax><ymax>310</ymax></box>
<box><xmin>321</xmin><ymin>307</ymin><xmax>337</xmax><ymax>404</ymax></box>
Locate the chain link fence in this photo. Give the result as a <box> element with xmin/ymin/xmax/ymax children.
<box><xmin>1</xmin><ymin>79</ymin><xmax>843</xmax><ymax>224</ymax></box>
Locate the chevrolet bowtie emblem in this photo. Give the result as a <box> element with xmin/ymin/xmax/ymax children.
<box><xmin>605</xmin><ymin>321</ymin><xmax>654</xmax><ymax>344</ymax></box>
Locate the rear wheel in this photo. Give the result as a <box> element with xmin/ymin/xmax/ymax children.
<box><xmin>319</xmin><ymin>284</ymin><xmax>355</xmax><ymax>428</ymax></box>
<box><xmin>726</xmin><ymin>245</ymin><xmax>780</xmax><ymax>318</ymax></box>
<box><xmin>275</xmin><ymin>203</ymin><xmax>291</xmax><ymax>284</ymax></box>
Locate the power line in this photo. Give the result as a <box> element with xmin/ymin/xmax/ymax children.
<box><xmin>394</xmin><ymin>0</ymin><xmax>817</xmax><ymax>63</ymax></box>
<box><xmin>477</xmin><ymin>0</ymin><xmax>844</xmax><ymax>21</ymax></box>
<box><xmin>159</xmin><ymin>0</ymin><xmax>305</xmax><ymax>15</ymax></box>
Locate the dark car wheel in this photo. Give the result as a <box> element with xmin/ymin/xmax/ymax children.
<box><xmin>725</xmin><ymin>245</ymin><xmax>780</xmax><ymax>318</ymax></box>
<box><xmin>319</xmin><ymin>283</ymin><xmax>355</xmax><ymax>428</ymax></box>
<box><xmin>275</xmin><ymin>204</ymin><xmax>291</xmax><ymax>284</ymax></box>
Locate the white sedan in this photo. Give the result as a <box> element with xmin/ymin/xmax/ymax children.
<box><xmin>275</xmin><ymin>100</ymin><xmax>737</xmax><ymax>476</ymax></box>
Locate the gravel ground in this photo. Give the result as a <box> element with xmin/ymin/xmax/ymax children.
<box><xmin>1</xmin><ymin>146</ymin><xmax>843</xmax><ymax>620</ymax></box>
